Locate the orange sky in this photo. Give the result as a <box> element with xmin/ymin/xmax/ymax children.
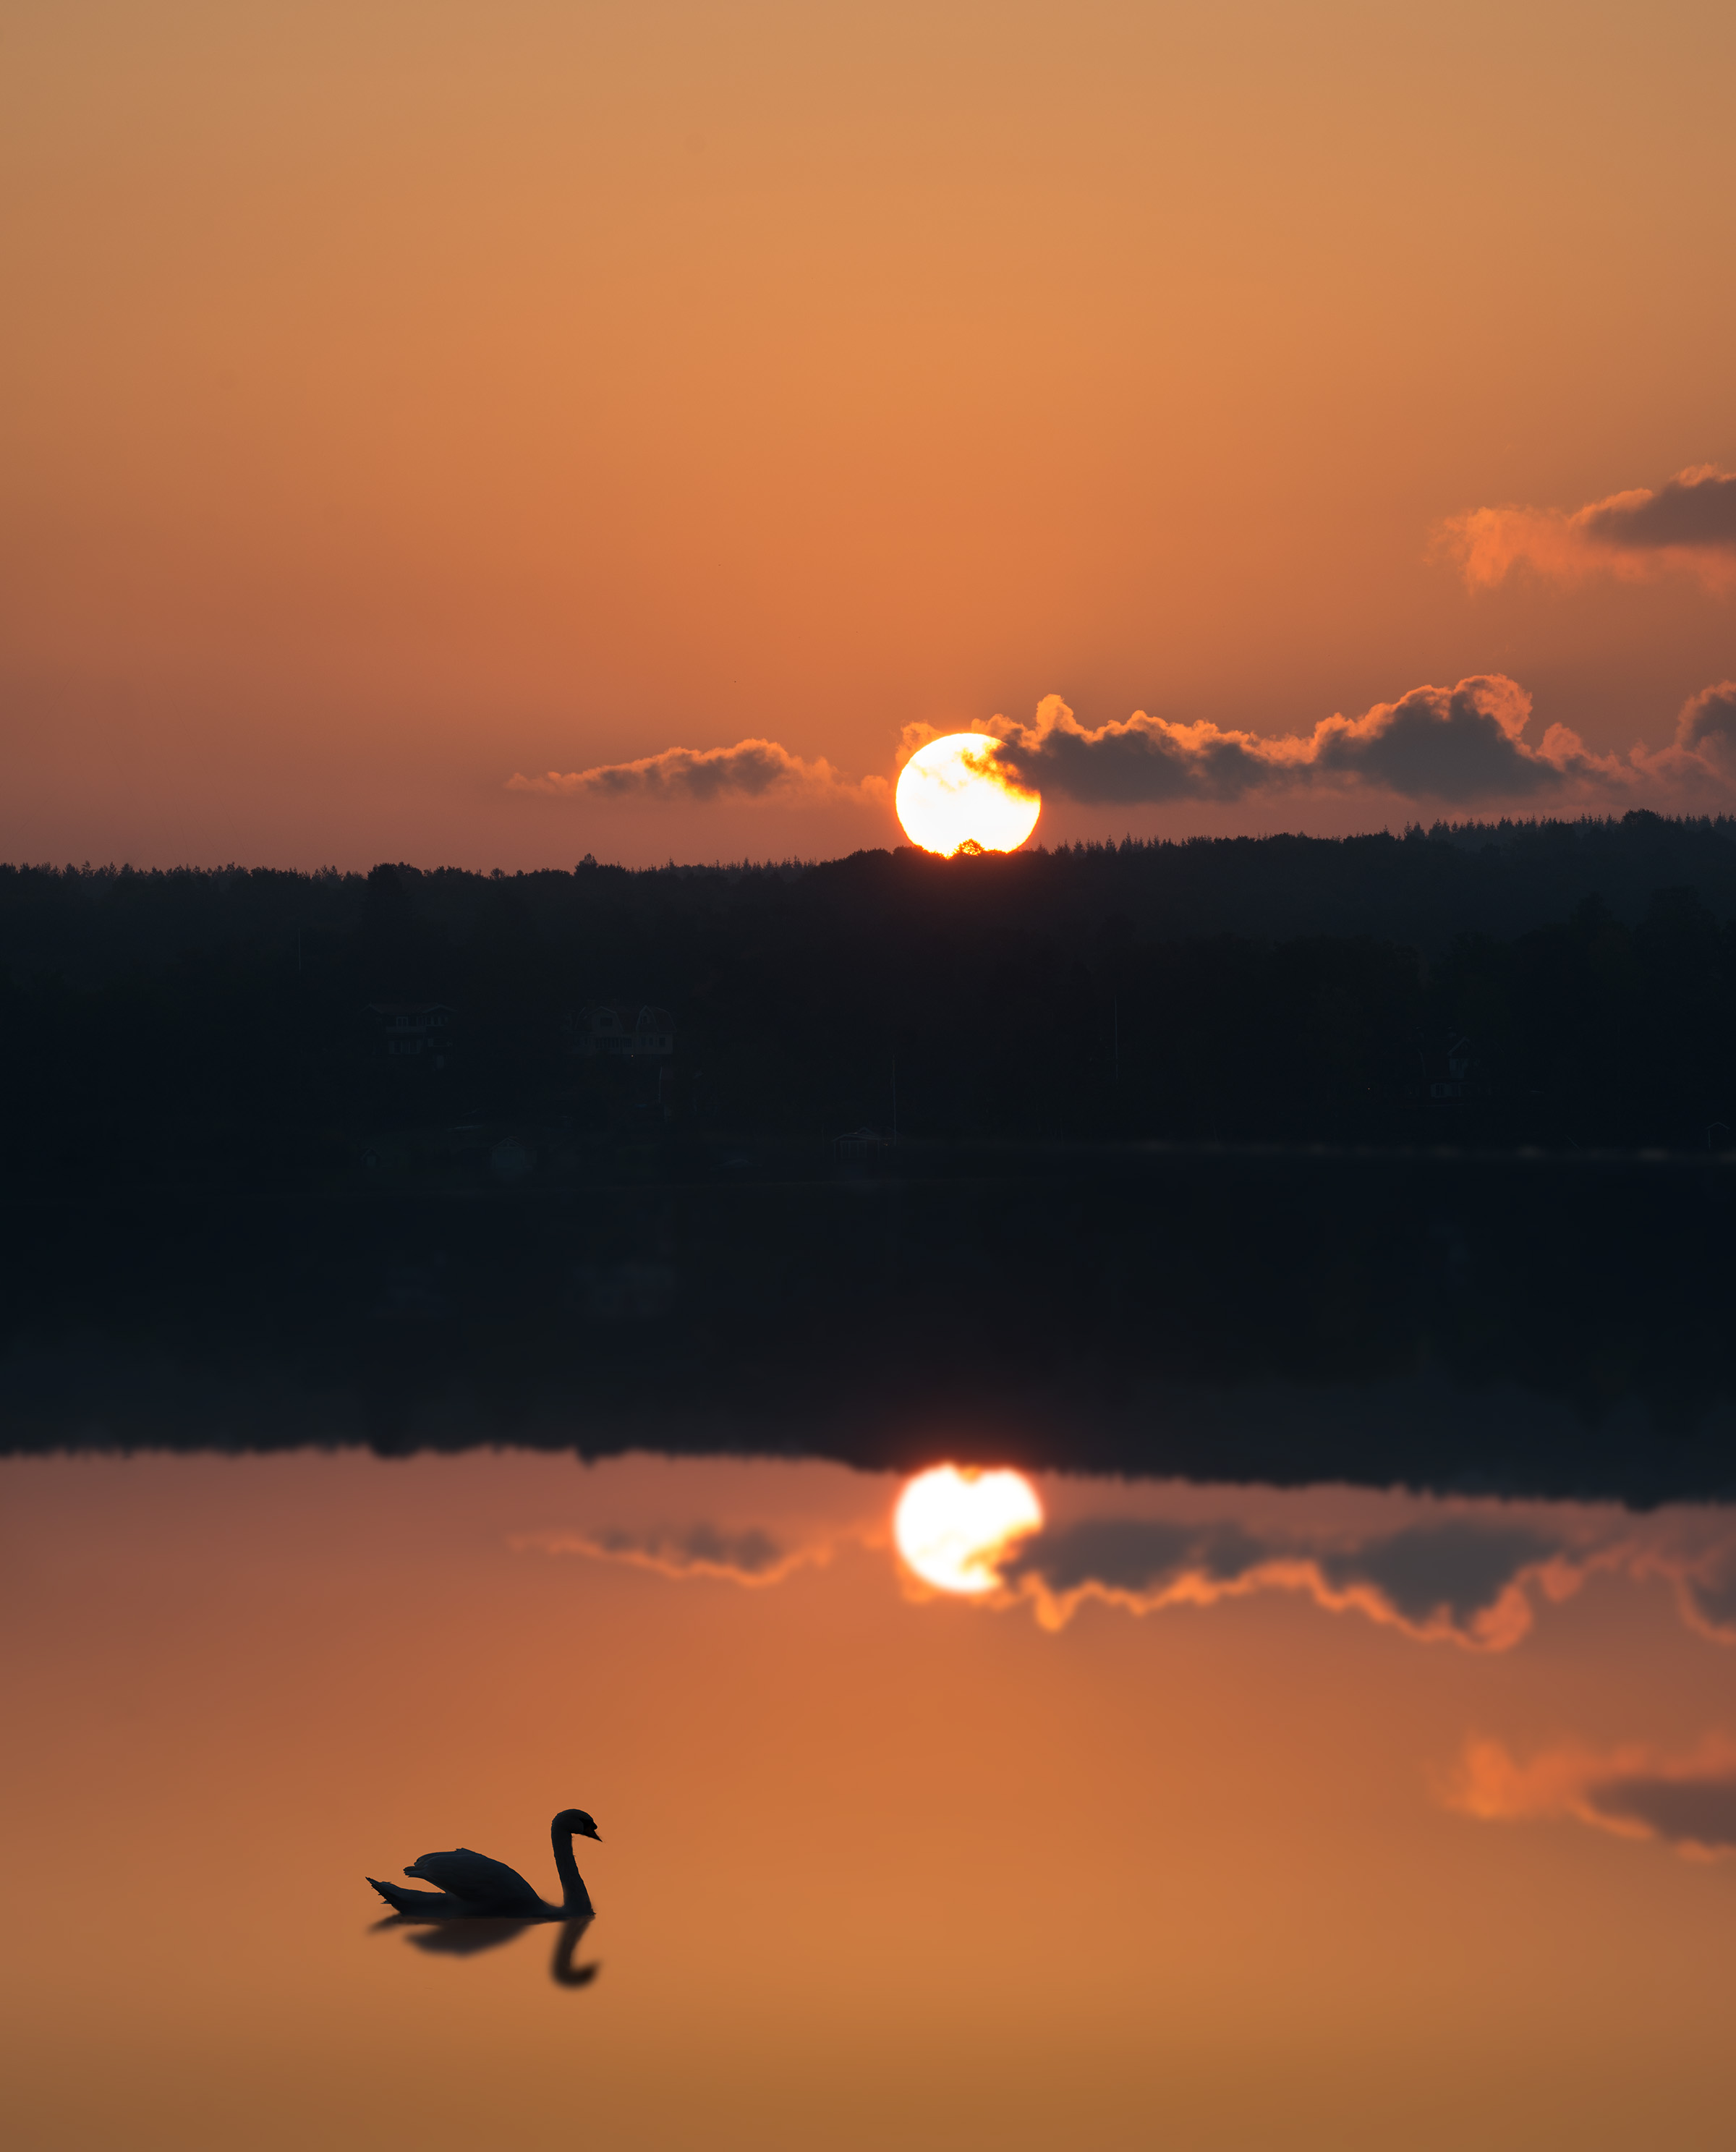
<box><xmin>4</xmin><ymin>1</ymin><xmax>1735</xmax><ymax>867</ymax></box>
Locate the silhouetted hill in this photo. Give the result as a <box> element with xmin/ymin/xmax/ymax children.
<box><xmin>7</xmin><ymin>812</ymin><xmax>1736</xmax><ymax>983</ymax></box>
<box><xmin>3</xmin><ymin>814</ymin><xmax>1736</xmax><ymax>1168</ymax></box>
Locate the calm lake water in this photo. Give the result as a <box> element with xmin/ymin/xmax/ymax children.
<box><xmin>7</xmin><ymin>1447</ymin><xmax>1736</xmax><ymax>2150</ymax></box>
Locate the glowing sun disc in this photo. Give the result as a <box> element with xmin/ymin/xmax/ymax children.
<box><xmin>893</xmin><ymin>1465</ymin><xmax>1044</xmax><ymax>1594</ymax></box>
<box><xmin>895</xmin><ymin>733</ymin><xmax>1042</xmax><ymax>856</ymax></box>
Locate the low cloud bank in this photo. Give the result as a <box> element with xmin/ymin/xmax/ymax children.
<box><xmin>511</xmin><ymin>676</ymin><xmax>1736</xmax><ymax>823</ymax></box>
<box><xmin>508</xmin><ymin>739</ymin><xmax>888</xmax><ymax>805</ymax></box>
<box><xmin>1447</xmin><ymin>1736</ymin><xmax>1736</xmax><ymax>1860</ymax></box>
<box><xmin>1439</xmin><ymin>465</ymin><xmax>1736</xmax><ymax>592</ymax></box>
<box><xmin>979</xmin><ymin>679</ymin><xmax>1620</xmax><ymax>807</ymax></box>
<box><xmin>977</xmin><ymin>678</ymin><xmax>1736</xmax><ymax>809</ymax></box>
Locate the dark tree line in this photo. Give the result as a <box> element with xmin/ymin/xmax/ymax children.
<box><xmin>3</xmin><ymin>816</ymin><xmax>1736</xmax><ymax>1182</ymax></box>
<box><xmin>9</xmin><ymin>809</ymin><xmax>1736</xmax><ymax>978</ymax></box>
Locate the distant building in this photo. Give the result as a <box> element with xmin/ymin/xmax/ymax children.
<box><xmin>370</xmin><ymin>1003</ymin><xmax>455</xmax><ymax>1065</ymax></box>
<box><xmin>570</xmin><ymin>1004</ymin><xmax>676</xmax><ymax>1059</ymax></box>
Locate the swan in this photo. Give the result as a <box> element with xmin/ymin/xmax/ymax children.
<box><xmin>367</xmin><ymin>1808</ymin><xmax>600</xmax><ymax>1919</ymax></box>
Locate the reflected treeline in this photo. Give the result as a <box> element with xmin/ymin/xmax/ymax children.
<box><xmin>4</xmin><ymin>1152</ymin><xmax>1734</xmax><ymax>1504</ymax></box>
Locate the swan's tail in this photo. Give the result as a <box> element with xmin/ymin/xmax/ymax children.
<box><xmin>368</xmin><ymin>1875</ymin><xmax>459</xmax><ymax>1917</ymax></box>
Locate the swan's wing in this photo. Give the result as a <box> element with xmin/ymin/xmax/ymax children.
<box><xmin>406</xmin><ymin>1847</ymin><xmax>541</xmax><ymax>1909</ymax></box>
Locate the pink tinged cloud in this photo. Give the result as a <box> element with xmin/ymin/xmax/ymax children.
<box><xmin>1439</xmin><ymin>465</ymin><xmax>1736</xmax><ymax>593</ymax></box>
<box><xmin>506</xmin><ymin>739</ymin><xmax>888</xmax><ymax>805</ymax></box>
<box><xmin>1444</xmin><ymin>1735</ymin><xmax>1736</xmax><ymax>1861</ymax></box>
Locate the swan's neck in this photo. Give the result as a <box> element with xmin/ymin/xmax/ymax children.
<box><xmin>551</xmin><ymin>1826</ymin><xmax>595</xmax><ymax>1917</ymax></box>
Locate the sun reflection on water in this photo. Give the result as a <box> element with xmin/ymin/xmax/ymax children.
<box><xmin>893</xmin><ymin>1464</ymin><xmax>1043</xmax><ymax>1594</ymax></box>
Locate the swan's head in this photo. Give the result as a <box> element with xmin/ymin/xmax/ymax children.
<box><xmin>556</xmin><ymin>1807</ymin><xmax>601</xmax><ymax>1841</ymax></box>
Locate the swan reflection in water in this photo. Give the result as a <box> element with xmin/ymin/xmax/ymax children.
<box><xmin>367</xmin><ymin>1807</ymin><xmax>603</xmax><ymax>1989</ymax></box>
<box><xmin>375</xmin><ymin>1911</ymin><xmax>600</xmax><ymax>1986</ymax></box>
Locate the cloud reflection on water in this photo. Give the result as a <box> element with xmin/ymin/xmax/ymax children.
<box><xmin>524</xmin><ymin>1470</ymin><xmax>1736</xmax><ymax>1879</ymax></box>
<box><xmin>514</xmin><ymin>1520</ymin><xmax>841</xmax><ymax>1589</ymax></box>
<box><xmin>1671</xmin><ymin>1543</ymin><xmax>1736</xmax><ymax>1644</ymax></box>
<box><xmin>1447</xmin><ymin>1738</ymin><xmax>1736</xmax><ymax>1860</ymax></box>
<box><xmin>521</xmin><ymin>1469</ymin><xmax>1736</xmax><ymax>1658</ymax></box>
<box><xmin>1001</xmin><ymin>1513</ymin><xmax>1576</xmax><ymax>1647</ymax></box>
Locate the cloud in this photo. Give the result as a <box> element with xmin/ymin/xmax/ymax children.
<box><xmin>1445</xmin><ymin>1735</ymin><xmax>1736</xmax><ymax>1860</ymax></box>
<box><xmin>1612</xmin><ymin>680</ymin><xmax>1736</xmax><ymax>796</ymax></box>
<box><xmin>511</xmin><ymin>674</ymin><xmax>1736</xmax><ymax>825</ymax></box>
<box><xmin>1584</xmin><ymin>468</ymin><xmax>1736</xmax><ymax>554</ymax></box>
<box><xmin>981</xmin><ymin>679</ymin><xmax>1637</xmax><ymax>809</ymax></box>
<box><xmin>1672</xmin><ymin>681</ymin><xmax>1736</xmax><ymax>775</ymax></box>
<box><xmin>506</xmin><ymin>739</ymin><xmax>888</xmax><ymax>805</ymax></box>
<box><xmin>1001</xmin><ymin>1513</ymin><xmax>1577</xmax><ymax>1648</ymax></box>
<box><xmin>1439</xmin><ymin>465</ymin><xmax>1736</xmax><ymax>592</ymax></box>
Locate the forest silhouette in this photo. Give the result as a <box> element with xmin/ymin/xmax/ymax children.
<box><xmin>4</xmin><ymin>812</ymin><xmax>1736</xmax><ymax>1177</ymax></box>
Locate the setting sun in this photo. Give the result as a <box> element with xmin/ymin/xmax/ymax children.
<box><xmin>893</xmin><ymin>1465</ymin><xmax>1043</xmax><ymax>1594</ymax></box>
<box><xmin>895</xmin><ymin>735</ymin><xmax>1042</xmax><ymax>856</ymax></box>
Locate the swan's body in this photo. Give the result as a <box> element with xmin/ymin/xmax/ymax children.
<box><xmin>367</xmin><ymin>1807</ymin><xmax>599</xmax><ymax>1920</ymax></box>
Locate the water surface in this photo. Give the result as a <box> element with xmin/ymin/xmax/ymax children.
<box><xmin>7</xmin><ymin>1449</ymin><xmax>1736</xmax><ymax>2149</ymax></box>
